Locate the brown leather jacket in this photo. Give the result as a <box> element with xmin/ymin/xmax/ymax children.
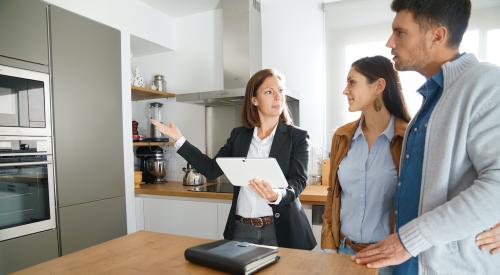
<box><xmin>321</xmin><ymin>117</ymin><xmax>408</xmax><ymax>249</ymax></box>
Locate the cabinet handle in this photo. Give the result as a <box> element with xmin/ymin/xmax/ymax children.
<box><xmin>0</xmin><ymin>161</ymin><xmax>52</xmax><ymax>167</ymax></box>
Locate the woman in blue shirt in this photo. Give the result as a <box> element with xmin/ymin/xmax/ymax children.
<box><xmin>321</xmin><ymin>56</ymin><xmax>410</xmax><ymax>275</ymax></box>
<box><xmin>321</xmin><ymin>56</ymin><xmax>500</xmax><ymax>274</ymax></box>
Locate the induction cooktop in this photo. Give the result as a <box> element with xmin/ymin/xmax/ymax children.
<box><xmin>188</xmin><ymin>181</ymin><xmax>234</xmax><ymax>193</ymax></box>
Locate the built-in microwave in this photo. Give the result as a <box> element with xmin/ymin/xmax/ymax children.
<box><xmin>0</xmin><ymin>65</ymin><xmax>51</xmax><ymax>136</ymax></box>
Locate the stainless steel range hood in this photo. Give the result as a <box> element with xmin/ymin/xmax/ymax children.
<box><xmin>176</xmin><ymin>87</ymin><xmax>299</xmax><ymax>107</ymax></box>
<box><xmin>176</xmin><ymin>0</ymin><xmax>293</xmax><ymax>107</ymax></box>
<box><xmin>175</xmin><ymin>88</ymin><xmax>247</xmax><ymax>107</ymax></box>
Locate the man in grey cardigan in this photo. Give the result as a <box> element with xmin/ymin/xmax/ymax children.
<box><xmin>353</xmin><ymin>0</ymin><xmax>500</xmax><ymax>274</ymax></box>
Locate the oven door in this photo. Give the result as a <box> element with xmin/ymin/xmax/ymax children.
<box><xmin>0</xmin><ymin>65</ymin><xmax>51</xmax><ymax>136</ymax></box>
<box><xmin>0</xmin><ymin>156</ymin><xmax>56</xmax><ymax>241</ymax></box>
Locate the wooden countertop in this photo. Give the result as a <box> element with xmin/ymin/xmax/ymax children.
<box><xmin>135</xmin><ymin>182</ymin><xmax>328</xmax><ymax>204</ymax></box>
<box><xmin>14</xmin><ymin>231</ymin><xmax>376</xmax><ymax>275</ymax></box>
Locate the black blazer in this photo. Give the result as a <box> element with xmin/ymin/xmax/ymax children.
<box><xmin>177</xmin><ymin>122</ymin><xmax>317</xmax><ymax>250</ymax></box>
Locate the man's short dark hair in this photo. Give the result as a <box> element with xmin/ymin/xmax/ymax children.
<box><xmin>391</xmin><ymin>0</ymin><xmax>471</xmax><ymax>48</ymax></box>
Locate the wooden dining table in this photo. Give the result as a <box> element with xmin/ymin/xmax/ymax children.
<box><xmin>14</xmin><ymin>231</ymin><xmax>377</xmax><ymax>275</ymax></box>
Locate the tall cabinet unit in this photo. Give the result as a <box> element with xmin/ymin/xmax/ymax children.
<box><xmin>50</xmin><ymin>6</ymin><xmax>126</xmax><ymax>255</ymax></box>
<box><xmin>0</xmin><ymin>0</ymin><xmax>48</xmax><ymax>67</ymax></box>
<box><xmin>0</xmin><ymin>1</ymin><xmax>59</xmax><ymax>274</ymax></box>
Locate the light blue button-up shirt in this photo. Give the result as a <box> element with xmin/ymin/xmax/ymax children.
<box><xmin>338</xmin><ymin>115</ymin><xmax>398</xmax><ymax>243</ymax></box>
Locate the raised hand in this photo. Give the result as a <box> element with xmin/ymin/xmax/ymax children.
<box><xmin>150</xmin><ymin>119</ymin><xmax>183</xmax><ymax>141</ymax></box>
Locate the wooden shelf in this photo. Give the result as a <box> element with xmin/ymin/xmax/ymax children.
<box><xmin>133</xmin><ymin>141</ymin><xmax>174</xmax><ymax>147</ymax></box>
<box><xmin>131</xmin><ymin>86</ymin><xmax>176</xmax><ymax>101</ymax></box>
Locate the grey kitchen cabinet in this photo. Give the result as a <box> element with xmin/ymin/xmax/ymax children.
<box><xmin>0</xmin><ymin>0</ymin><xmax>49</xmax><ymax>66</ymax></box>
<box><xmin>49</xmin><ymin>5</ymin><xmax>126</xmax><ymax>254</ymax></box>
<box><xmin>50</xmin><ymin>5</ymin><xmax>124</xmax><ymax>206</ymax></box>
<box><xmin>0</xmin><ymin>229</ymin><xmax>59</xmax><ymax>274</ymax></box>
<box><xmin>58</xmin><ymin>196</ymin><xmax>126</xmax><ymax>255</ymax></box>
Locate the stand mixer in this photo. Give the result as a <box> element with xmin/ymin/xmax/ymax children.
<box><xmin>136</xmin><ymin>146</ymin><xmax>166</xmax><ymax>183</ymax></box>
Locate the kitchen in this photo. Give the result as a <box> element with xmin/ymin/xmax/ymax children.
<box><xmin>1</xmin><ymin>0</ymin><xmax>500</xmax><ymax>274</ymax></box>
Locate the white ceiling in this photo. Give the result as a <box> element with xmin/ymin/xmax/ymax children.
<box><xmin>139</xmin><ymin>0</ymin><xmax>221</xmax><ymax>18</ymax></box>
<box><xmin>141</xmin><ymin>0</ymin><xmax>500</xmax><ymax>19</ymax></box>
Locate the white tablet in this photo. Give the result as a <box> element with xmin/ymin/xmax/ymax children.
<box><xmin>215</xmin><ymin>158</ymin><xmax>288</xmax><ymax>188</ymax></box>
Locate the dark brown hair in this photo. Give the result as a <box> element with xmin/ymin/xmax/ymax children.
<box><xmin>352</xmin><ymin>56</ymin><xmax>411</xmax><ymax>123</ymax></box>
<box><xmin>241</xmin><ymin>68</ymin><xmax>293</xmax><ymax>128</ymax></box>
<box><xmin>391</xmin><ymin>0</ymin><xmax>471</xmax><ymax>48</ymax></box>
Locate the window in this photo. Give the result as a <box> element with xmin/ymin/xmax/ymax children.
<box><xmin>342</xmin><ymin>29</ymin><xmax>498</xmax><ymax>120</ymax></box>
<box><xmin>487</xmin><ymin>29</ymin><xmax>500</xmax><ymax>65</ymax></box>
<box><xmin>460</xmin><ymin>30</ymin><xmax>479</xmax><ymax>57</ymax></box>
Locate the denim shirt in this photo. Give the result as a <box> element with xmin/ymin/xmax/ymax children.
<box><xmin>338</xmin><ymin>115</ymin><xmax>398</xmax><ymax>243</ymax></box>
<box><xmin>394</xmin><ymin>70</ymin><xmax>444</xmax><ymax>275</ymax></box>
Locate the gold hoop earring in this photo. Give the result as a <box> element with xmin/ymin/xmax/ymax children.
<box><xmin>373</xmin><ymin>98</ymin><xmax>382</xmax><ymax>112</ymax></box>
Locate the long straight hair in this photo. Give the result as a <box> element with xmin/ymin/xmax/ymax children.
<box><xmin>241</xmin><ymin>68</ymin><xmax>293</xmax><ymax>128</ymax></box>
<box><xmin>352</xmin><ymin>56</ymin><xmax>411</xmax><ymax>123</ymax></box>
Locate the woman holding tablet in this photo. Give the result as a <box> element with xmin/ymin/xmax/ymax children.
<box><xmin>151</xmin><ymin>68</ymin><xmax>316</xmax><ymax>250</ymax></box>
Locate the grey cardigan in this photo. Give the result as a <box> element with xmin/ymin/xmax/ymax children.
<box><xmin>398</xmin><ymin>54</ymin><xmax>500</xmax><ymax>274</ymax></box>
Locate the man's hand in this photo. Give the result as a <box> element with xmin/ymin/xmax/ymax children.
<box><xmin>249</xmin><ymin>179</ymin><xmax>278</xmax><ymax>202</ymax></box>
<box><xmin>352</xmin><ymin>233</ymin><xmax>412</xmax><ymax>268</ymax></box>
<box><xmin>476</xmin><ymin>223</ymin><xmax>500</xmax><ymax>255</ymax></box>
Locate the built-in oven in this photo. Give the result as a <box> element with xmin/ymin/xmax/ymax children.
<box><xmin>0</xmin><ymin>136</ymin><xmax>56</xmax><ymax>241</ymax></box>
<box><xmin>0</xmin><ymin>64</ymin><xmax>51</xmax><ymax>136</ymax></box>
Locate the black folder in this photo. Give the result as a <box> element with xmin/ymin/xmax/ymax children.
<box><xmin>184</xmin><ymin>240</ymin><xmax>280</xmax><ymax>275</ymax></box>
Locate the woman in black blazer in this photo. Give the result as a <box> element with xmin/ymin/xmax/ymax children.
<box><xmin>151</xmin><ymin>68</ymin><xmax>316</xmax><ymax>250</ymax></box>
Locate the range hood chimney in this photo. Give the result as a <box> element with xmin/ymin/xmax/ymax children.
<box><xmin>176</xmin><ymin>1</ymin><xmax>300</xmax><ymax>160</ymax></box>
<box><xmin>176</xmin><ymin>0</ymin><xmax>272</xmax><ymax>106</ymax></box>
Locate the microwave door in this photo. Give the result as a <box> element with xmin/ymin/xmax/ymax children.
<box><xmin>0</xmin><ymin>75</ymin><xmax>26</xmax><ymax>127</ymax></box>
<box><xmin>0</xmin><ymin>65</ymin><xmax>51</xmax><ymax>136</ymax></box>
<box><xmin>0</xmin><ymin>87</ymin><xmax>19</xmax><ymax>126</ymax></box>
<box><xmin>27</xmin><ymin>80</ymin><xmax>46</xmax><ymax>128</ymax></box>
<box><xmin>18</xmin><ymin>86</ymin><xmax>30</xmax><ymax>127</ymax></box>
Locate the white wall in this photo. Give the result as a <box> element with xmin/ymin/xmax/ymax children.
<box><xmin>260</xmin><ymin>0</ymin><xmax>327</xmax><ymax>176</ymax></box>
<box><xmin>44</xmin><ymin>0</ymin><xmax>175</xmax><ymax>49</ymax></box>
<box><xmin>131</xmin><ymin>9</ymin><xmax>223</xmax><ymax>183</ymax></box>
<box><xmin>132</xmin><ymin>9</ymin><xmax>224</xmax><ymax>94</ymax></box>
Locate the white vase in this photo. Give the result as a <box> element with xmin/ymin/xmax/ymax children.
<box><xmin>133</xmin><ymin>67</ymin><xmax>144</xmax><ymax>87</ymax></box>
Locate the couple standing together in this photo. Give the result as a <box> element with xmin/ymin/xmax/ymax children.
<box><xmin>152</xmin><ymin>0</ymin><xmax>500</xmax><ymax>274</ymax></box>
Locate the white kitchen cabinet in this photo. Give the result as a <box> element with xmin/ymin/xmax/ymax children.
<box><xmin>135</xmin><ymin>197</ymin><xmax>145</xmax><ymax>231</ymax></box>
<box><xmin>139</xmin><ymin>195</ymin><xmax>321</xmax><ymax>250</ymax></box>
<box><xmin>142</xmin><ymin>196</ymin><xmax>220</xmax><ymax>240</ymax></box>
<box><xmin>217</xmin><ymin>202</ymin><xmax>231</xmax><ymax>238</ymax></box>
